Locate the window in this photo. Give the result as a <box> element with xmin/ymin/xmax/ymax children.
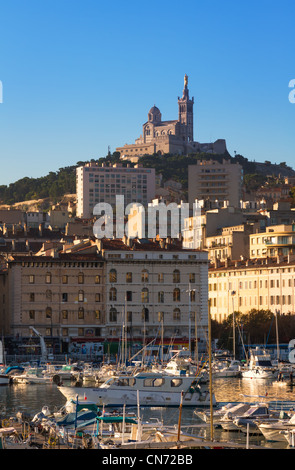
<box><xmin>109</xmin><ymin>269</ymin><xmax>117</xmax><ymax>283</ymax></box>
<box><xmin>173</xmin><ymin>288</ymin><xmax>180</xmax><ymax>302</ymax></box>
<box><xmin>109</xmin><ymin>287</ymin><xmax>117</xmax><ymax>301</ymax></box>
<box><xmin>110</xmin><ymin>307</ymin><xmax>117</xmax><ymax>322</ymax></box>
<box><xmin>142</xmin><ymin>307</ymin><xmax>149</xmax><ymax>322</ymax></box>
<box><xmin>173</xmin><ymin>270</ymin><xmax>180</xmax><ymax>283</ymax></box>
<box><xmin>126</xmin><ymin>272</ymin><xmax>132</xmax><ymax>283</ymax></box>
<box><xmin>173</xmin><ymin>308</ymin><xmax>181</xmax><ymax>321</ymax></box>
<box><xmin>158</xmin><ymin>291</ymin><xmax>164</xmax><ymax>303</ymax></box>
<box><xmin>95</xmin><ymin>275</ymin><xmax>101</xmax><ymax>284</ymax></box>
<box><xmin>171</xmin><ymin>378</ymin><xmax>183</xmax><ymax>387</ymax></box>
<box><xmin>126</xmin><ymin>291</ymin><xmax>132</xmax><ymax>301</ymax></box>
<box><xmin>78</xmin><ymin>307</ymin><xmax>84</xmax><ymax>319</ymax></box>
<box><xmin>30</xmin><ymin>293</ymin><xmax>35</xmax><ymax>302</ymax></box>
<box><xmin>78</xmin><ymin>273</ymin><xmax>84</xmax><ymax>284</ymax></box>
<box><xmin>29</xmin><ymin>275</ymin><xmax>35</xmax><ymax>284</ymax></box>
<box><xmin>95</xmin><ymin>293</ymin><xmax>101</xmax><ymax>302</ymax></box>
<box><xmin>190</xmin><ymin>290</ymin><xmax>196</xmax><ymax>302</ymax></box>
<box><xmin>189</xmin><ymin>273</ymin><xmax>195</xmax><ymax>283</ymax></box>
<box><xmin>144</xmin><ymin>378</ymin><xmax>164</xmax><ymax>387</ymax></box>
<box><xmin>46</xmin><ymin>307</ymin><xmax>52</xmax><ymax>318</ymax></box>
<box><xmin>62</xmin><ymin>310</ymin><xmax>68</xmax><ymax>319</ymax></box>
<box><xmin>78</xmin><ymin>290</ymin><xmax>84</xmax><ymax>302</ymax></box>
<box><xmin>141</xmin><ymin>269</ymin><xmax>149</xmax><ymax>283</ymax></box>
<box><xmin>29</xmin><ymin>310</ymin><xmax>35</xmax><ymax>320</ymax></box>
<box><xmin>95</xmin><ymin>310</ymin><xmax>101</xmax><ymax>320</ymax></box>
<box><xmin>62</xmin><ymin>293</ymin><xmax>68</xmax><ymax>302</ymax></box>
<box><xmin>46</xmin><ymin>273</ymin><xmax>51</xmax><ymax>284</ymax></box>
<box><xmin>141</xmin><ymin>288</ymin><xmax>149</xmax><ymax>303</ymax></box>
<box><xmin>62</xmin><ymin>275</ymin><xmax>68</xmax><ymax>284</ymax></box>
<box><xmin>158</xmin><ymin>273</ymin><xmax>164</xmax><ymax>283</ymax></box>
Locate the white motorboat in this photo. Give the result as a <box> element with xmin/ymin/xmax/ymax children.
<box><xmin>0</xmin><ymin>373</ymin><xmax>10</xmax><ymax>386</ymax></box>
<box><xmin>161</xmin><ymin>358</ymin><xmax>209</xmax><ymax>383</ymax></box>
<box><xmin>194</xmin><ymin>402</ymin><xmax>238</xmax><ymax>424</ymax></box>
<box><xmin>258</xmin><ymin>413</ymin><xmax>295</xmax><ymax>442</ymax></box>
<box><xmin>233</xmin><ymin>404</ymin><xmax>276</xmax><ymax>434</ymax></box>
<box><xmin>219</xmin><ymin>403</ymin><xmax>252</xmax><ymax>431</ymax></box>
<box><xmin>12</xmin><ymin>366</ymin><xmax>53</xmax><ymax>384</ymax></box>
<box><xmin>213</xmin><ymin>360</ymin><xmax>241</xmax><ymax>378</ymax></box>
<box><xmin>241</xmin><ymin>347</ymin><xmax>278</xmax><ymax>380</ymax></box>
<box><xmin>58</xmin><ymin>371</ymin><xmax>215</xmax><ymax>407</ymax></box>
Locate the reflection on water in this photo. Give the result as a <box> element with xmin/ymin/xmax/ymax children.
<box><xmin>0</xmin><ymin>377</ymin><xmax>295</xmax><ymax>449</ymax></box>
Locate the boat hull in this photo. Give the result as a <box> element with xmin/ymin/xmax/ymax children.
<box><xmin>58</xmin><ymin>385</ymin><xmax>215</xmax><ymax>407</ymax></box>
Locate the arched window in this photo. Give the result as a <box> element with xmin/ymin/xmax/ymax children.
<box><xmin>110</xmin><ymin>307</ymin><xmax>117</xmax><ymax>323</ymax></box>
<box><xmin>141</xmin><ymin>287</ymin><xmax>149</xmax><ymax>303</ymax></box>
<box><xmin>141</xmin><ymin>269</ymin><xmax>149</xmax><ymax>283</ymax></box>
<box><xmin>173</xmin><ymin>269</ymin><xmax>180</xmax><ymax>283</ymax></box>
<box><xmin>109</xmin><ymin>269</ymin><xmax>117</xmax><ymax>283</ymax></box>
<box><xmin>173</xmin><ymin>288</ymin><xmax>180</xmax><ymax>302</ymax></box>
<box><xmin>173</xmin><ymin>308</ymin><xmax>181</xmax><ymax>320</ymax></box>
<box><xmin>109</xmin><ymin>287</ymin><xmax>117</xmax><ymax>301</ymax></box>
<box><xmin>142</xmin><ymin>307</ymin><xmax>149</xmax><ymax>322</ymax></box>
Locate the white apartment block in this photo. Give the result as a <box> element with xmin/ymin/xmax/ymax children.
<box><xmin>188</xmin><ymin>159</ymin><xmax>243</xmax><ymax>208</ymax></box>
<box><xmin>209</xmin><ymin>255</ymin><xmax>295</xmax><ymax>323</ymax></box>
<box><xmin>76</xmin><ymin>162</ymin><xmax>156</xmax><ymax>219</ymax></box>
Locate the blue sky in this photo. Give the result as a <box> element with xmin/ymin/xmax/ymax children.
<box><xmin>0</xmin><ymin>0</ymin><xmax>294</xmax><ymax>186</ymax></box>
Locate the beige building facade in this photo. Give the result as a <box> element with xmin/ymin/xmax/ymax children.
<box><xmin>76</xmin><ymin>162</ymin><xmax>156</xmax><ymax>219</ymax></box>
<box><xmin>249</xmin><ymin>224</ymin><xmax>295</xmax><ymax>259</ymax></box>
<box><xmin>209</xmin><ymin>255</ymin><xmax>295</xmax><ymax>323</ymax></box>
<box><xmin>8</xmin><ymin>254</ymin><xmax>105</xmax><ymax>353</ymax></box>
<box><xmin>188</xmin><ymin>159</ymin><xmax>243</xmax><ymax>208</ymax></box>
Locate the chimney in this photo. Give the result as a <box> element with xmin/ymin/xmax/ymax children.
<box><xmin>26</xmin><ymin>239</ymin><xmax>30</xmax><ymax>251</ymax></box>
<box><xmin>11</xmin><ymin>240</ymin><xmax>16</xmax><ymax>251</ymax></box>
<box><xmin>39</xmin><ymin>224</ymin><xmax>43</xmax><ymax>237</ymax></box>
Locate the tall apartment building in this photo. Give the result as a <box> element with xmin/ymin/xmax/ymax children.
<box><xmin>209</xmin><ymin>255</ymin><xmax>295</xmax><ymax>323</ymax></box>
<box><xmin>76</xmin><ymin>162</ymin><xmax>156</xmax><ymax>219</ymax></box>
<box><xmin>188</xmin><ymin>159</ymin><xmax>243</xmax><ymax>208</ymax></box>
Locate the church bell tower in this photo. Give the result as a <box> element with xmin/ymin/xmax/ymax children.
<box><xmin>178</xmin><ymin>74</ymin><xmax>194</xmax><ymax>142</ymax></box>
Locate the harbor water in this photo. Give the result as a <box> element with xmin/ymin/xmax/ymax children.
<box><xmin>1</xmin><ymin>376</ymin><xmax>295</xmax><ymax>449</ymax></box>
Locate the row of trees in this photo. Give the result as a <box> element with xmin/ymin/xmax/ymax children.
<box><xmin>211</xmin><ymin>309</ymin><xmax>295</xmax><ymax>355</ymax></box>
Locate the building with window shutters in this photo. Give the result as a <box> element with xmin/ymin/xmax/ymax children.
<box><xmin>7</xmin><ymin>237</ymin><xmax>209</xmax><ymax>356</ymax></box>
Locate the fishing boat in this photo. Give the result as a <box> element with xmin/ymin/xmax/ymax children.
<box><xmin>58</xmin><ymin>371</ymin><xmax>215</xmax><ymax>407</ymax></box>
<box><xmin>240</xmin><ymin>347</ymin><xmax>278</xmax><ymax>380</ymax></box>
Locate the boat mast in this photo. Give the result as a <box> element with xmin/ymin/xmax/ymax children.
<box><xmin>208</xmin><ymin>299</ymin><xmax>214</xmax><ymax>441</ymax></box>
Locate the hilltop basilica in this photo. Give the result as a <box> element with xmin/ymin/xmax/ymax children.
<box><xmin>116</xmin><ymin>75</ymin><xmax>227</xmax><ymax>160</ymax></box>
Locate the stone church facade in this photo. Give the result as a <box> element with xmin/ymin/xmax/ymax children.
<box><xmin>116</xmin><ymin>75</ymin><xmax>227</xmax><ymax>160</ymax></box>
